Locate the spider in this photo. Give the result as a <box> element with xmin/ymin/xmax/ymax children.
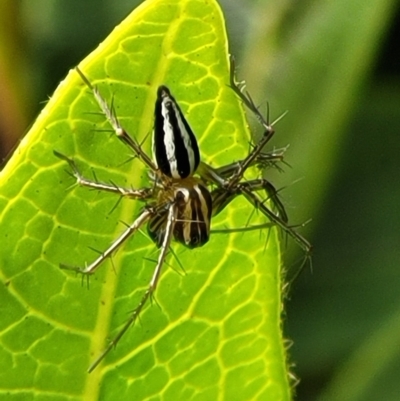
<box><xmin>55</xmin><ymin>57</ymin><xmax>311</xmax><ymax>372</ymax></box>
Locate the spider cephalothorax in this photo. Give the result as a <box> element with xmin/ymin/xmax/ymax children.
<box><xmin>55</xmin><ymin>58</ymin><xmax>311</xmax><ymax>372</ymax></box>
<box><xmin>147</xmin><ymin>176</ymin><xmax>212</xmax><ymax>249</ymax></box>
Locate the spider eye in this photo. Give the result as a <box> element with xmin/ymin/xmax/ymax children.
<box><xmin>153</xmin><ymin>85</ymin><xmax>200</xmax><ymax>179</ymax></box>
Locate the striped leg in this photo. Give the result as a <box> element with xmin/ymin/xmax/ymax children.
<box><xmin>87</xmin><ymin>202</ymin><xmax>178</xmax><ymax>372</ymax></box>
<box><xmin>59</xmin><ymin>209</ymin><xmax>153</xmax><ymax>275</ymax></box>
<box><xmin>76</xmin><ymin>68</ymin><xmax>157</xmax><ymax>172</ymax></box>
<box><xmin>54</xmin><ymin>151</ymin><xmax>153</xmax><ymax>200</ymax></box>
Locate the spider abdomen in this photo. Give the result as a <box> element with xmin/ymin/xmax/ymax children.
<box><xmin>153</xmin><ymin>86</ymin><xmax>200</xmax><ymax>179</ymax></box>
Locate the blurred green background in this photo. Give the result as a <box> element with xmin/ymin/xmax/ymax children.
<box><xmin>1</xmin><ymin>1</ymin><xmax>399</xmax><ymax>400</ymax></box>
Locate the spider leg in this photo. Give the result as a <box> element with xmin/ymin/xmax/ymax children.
<box><xmin>225</xmin><ymin>58</ymin><xmax>281</xmax><ymax>187</ymax></box>
<box><xmin>240</xmin><ymin>179</ymin><xmax>288</xmax><ymax>223</ymax></box>
<box><xmin>214</xmin><ymin>176</ymin><xmax>311</xmax><ymax>254</ymax></box>
<box><xmin>209</xmin><ymin>180</ymin><xmax>312</xmax><ymax>280</ymax></box>
<box><xmin>54</xmin><ymin>151</ymin><xmax>153</xmax><ymax>200</ymax></box>
<box><xmin>211</xmin><ymin>222</ymin><xmax>274</xmax><ymax>234</ymax></box>
<box><xmin>240</xmin><ymin>185</ymin><xmax>312</xmax><ymax>259</ymax></box>
<box><xmin>212</xmin><ymin>146</ymin><xmax>288</xmax><ymax>179</ymax></box>
<box><xmin>207</xmin><ymin>172</ymin><xmax>311</xmax><ymax>264</ymax></box>
<box><xmin>228</xmin><ymin>57</ymin><xmax>312</xmax><ymax>265</ymax></box>
<box><xmin>197</xmin><ymin>146</ymin><xmax>287</xmax><ymax>186</ymax></box>
<box><xmin>201</xmin><ymin>161</ymin><xmax>288</xmax><ymax>224</ymax></box>
<box><xmin>87</xmin><ymin>202</ymin><xmax>177</xmax><ymax>372</ymax></box>
<box><xmin>60</xmin><ymin>208</ymin><xmax>152</xmax><ymax>275</ymax></box>
<box><xmin>226</xmin><ymin>125</ymin><xmax>275</xmax><ymax>188</ymax></box>
<box><xmin>75</xmin><ymin>67</ymin><xmax>157</xmax><ymax>172</ymax></box>
<box><xmin>229</xmin><ymin>56</ymin><xmax>271</xmax><ymax>128</ymax></box>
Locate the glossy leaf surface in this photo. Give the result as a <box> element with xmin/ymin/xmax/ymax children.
<box><xmin>0</xmin><ymin>0</ymin><xmax>288</xmax><ymax>400</ymax></box>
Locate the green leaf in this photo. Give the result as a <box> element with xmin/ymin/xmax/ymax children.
<box><xmin>239</xmin><ymin>0</ymin><xmax>398</xmax><ymax>237</ymax></box>
<box><xmin>233</xmin><ymin>1</ymin><xmax>399</xmax><ymax>399</ymax></box>
<box><xmin>0</xmin><ymin>0</ymin><xmax>289</xmax><ymax>400</ymax></box>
